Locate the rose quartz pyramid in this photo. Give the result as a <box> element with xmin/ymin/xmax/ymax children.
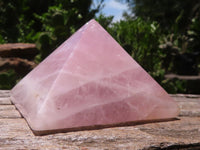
<box><xmin>11</xmin><ymin>19</ymin><xmax>179</xmax><ymax>135</ymax></box>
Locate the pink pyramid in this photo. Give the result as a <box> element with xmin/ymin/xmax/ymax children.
<box><xmin>11</xmin><ymin>19</ymin><xmax>179</xmax><ymax>135</ymax></box>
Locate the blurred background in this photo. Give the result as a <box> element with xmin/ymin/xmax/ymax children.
<box><xmin>0</xmin><ymin>0</ymin><xmax>199</xmax><ymax>93</ymax></box>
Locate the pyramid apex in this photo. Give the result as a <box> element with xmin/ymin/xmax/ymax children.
<box><xmin>87</xmin><ymin>19</ymin><xmax>97</xmax><ymax>23</ymax></box>
<box><xmin>85</xmin><ymin>19</ymin><xmax>99</xmax><ymax>27</ymax></box>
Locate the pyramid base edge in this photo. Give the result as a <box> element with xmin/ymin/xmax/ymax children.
<box><xmin>32</xmin><ymin>117</ymin><xmax>179</xmax><ymax>136</ymax></box>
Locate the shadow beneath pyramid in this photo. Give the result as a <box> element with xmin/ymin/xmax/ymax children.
<box><xmin>32</xmin><ymin>118</ymin><xmax>179</xmax><ymax>136</ymax></box>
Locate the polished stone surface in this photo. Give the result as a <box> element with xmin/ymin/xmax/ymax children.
<box><xmin>11</xmin><ymin>20</ymin><xmax>178</xmax><ymax>134</ymax></box>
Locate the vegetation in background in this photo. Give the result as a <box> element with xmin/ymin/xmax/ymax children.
<box><xmin>0</xmin><ymin>0</ymin><xmax>103</xmax><ymax>60</ymax></box>
<box><xmin>124</xmin><ymin>0</ymin><xmax>200</xmax><ymax>74</ymax></box>
<box><xmin>0</xmin><ymin>0</ymin><xmax>200</xmax><ymax>93</ymax></box>
<box><xmin>0</xmin><ymin>70</ymin><xmax>18</xmax><ymax>89</ymax></box>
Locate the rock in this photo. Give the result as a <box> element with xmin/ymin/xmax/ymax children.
<box><xmin>165</xmin><ymin>74</ymin><xmax>200</xmax><ymax>94</ymax></box>
<box><xmin>0</xmin><ymin>57</ymin><xmax>36</xmax><ymax>76</ymax></box>
<box><xmin>0</xmin><ymin>43</ymin><xmax>38</xmax><ymax>60</ymax></box>
<box><xmin>11</xmin><ymin>19</ymin><xmax>178</xmax><ymax>135</ymax></box>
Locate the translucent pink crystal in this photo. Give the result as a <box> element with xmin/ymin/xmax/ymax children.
<box><xmin>11</xmin><ymin>19</ymin><xmax>179</xmax><ymax>134</ymax></box>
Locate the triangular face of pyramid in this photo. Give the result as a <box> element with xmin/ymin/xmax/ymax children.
<box><xmin>11</xmin><ymin>19</ymin><xmax>179</xmax><ymax>135</ymax></box>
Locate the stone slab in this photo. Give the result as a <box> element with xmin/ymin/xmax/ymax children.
<box><xmin>0</xmin><ymin>43</ymin><xmax>38</xmax><ymax>60</ymax></box>
<box><xmin>0</xmin><ymin>90</ymin><xmax>200</xmax><ymax>149</ymax></box>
